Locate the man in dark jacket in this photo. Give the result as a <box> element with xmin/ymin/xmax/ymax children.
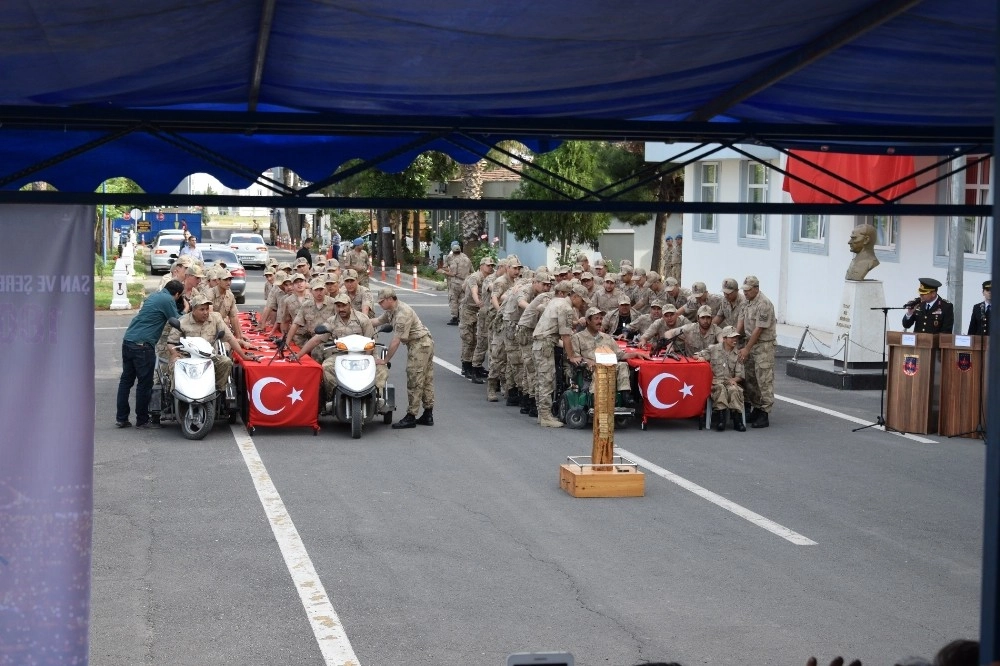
<box><xmin>968</xmin><ymin>279</ymin><xmax>991</xmax><ymax>336</ymax></box>
<box><xmin>295</xmin><ymin>237</ymin><xmax>313</xmax><ymax>267</ymax></box>
<box><xmin>902</xmin><ymin>277</ymin><xmax>955</xmax><ymax>334</ymax></box>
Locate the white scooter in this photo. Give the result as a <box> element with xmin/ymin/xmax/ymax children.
<box><xmin>316</xmin><ymin>325</ymin><xmax>396</xmax><ymax>439</ymax></box>
<box><xmin>149</xmin><ymin>319</ymin><xmax>238</xmax><ymax>440</ymax></box>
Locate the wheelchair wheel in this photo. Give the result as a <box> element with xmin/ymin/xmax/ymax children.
<box><xmin>557</xmin><ymin>393</ymin><xmax>571</xmax><ymax>422</ymax></box>
<box><xmin>565</xmin><ymin>407</ymin><xmax>588</xmax><ymax>429</ymax></box>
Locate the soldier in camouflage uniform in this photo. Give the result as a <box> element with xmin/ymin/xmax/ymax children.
<box><xmin>678</xmin><ymin>281</ymin><xmax>723</xmax><ymax>320</ymax></box>
<box><xmin>344</xmin><ymin>239</ymin><xmax>371</xmax><ymax>287</ymax></box>
<box><xmin>341</xmin><ymin>269</ymin><xmax>374</xmax><ymax>318</ymax></box>
<box><xmin>210</xmin><ymin>267</ymin><xmax>243</xmax><ymax>342</ymax></box>
<box><xmin>737</xmin><ymin>275</ymin><xmax>776</xmax><ymax>429</ymax></box>
<box><xmin>695</xmin><ymin>325</ymin><xmax>746</xmax><ymax>432</ymax></box>
<box><xmin>601</xmin><ymin>295</ymin><xmax>634</xmax><ymax>336</ymax></box>
<box><xmin>460</xmin><ymin>256</ymin><xmax>494</xmax><ymax>383</ymax></box>
<box><xmin>624</xmin><ymin>300</ymin><xmax>662</xmax><ymax>340</ymax></box>
<box><xmin>275</xmin><ymin>273</ymin><xmax>308</xmax><ymax>335</ymax></box>
<box><xmin>658</xmin><ymin>276</ymin><xmax>688</xmax><ymax>310</ymax></box>
<box><xmin>660</xmin><ymin>304</ymin><xmax>721</xmax><ymax>356</ymax></box>
<box><xmin>489</xmin><ymin>256</ymin><xmax>521</xmax><ymax>403</ymax></box>
<box><xmin>516</xmin><ymin>277</ymin><xmax>559</xmax><ymax>415</ymax></box>
<box><xmin>532</xmin><ymin>284</ymin><xmax>589</xmax><ymax>428</ymax></box>
<box><xmin>669</xmin><ymin>234</ymin><xmax>683</xmax><ymax>281</ymax></box>
<box><xmin>592</xmin><ymin>274</ymin><xmax>625</xmax><ymax>313</ymax></box>
<box><xmin>570</xmin><ymin>307</ymin><xmax>649</xmax><ymax>404</ymax></box>
<box><xmin>499</xmin><ymin>269</ymin><xmax>549</xmax><ymax>405</ymax></box>
<box><xmin>713</xmin><ymin>278</ymin><xmax>746</xmax><ymax>329</ymax></box>
<box><xmin>287</xmin><ymin>279</ymin><xmax>336</xmax><ymax>354</ymax></box>
<box><xmin>637</xmin><ymin>303</ymin><xmax>690</xmax><ymax>348</ymax></box>
<box><xmin>440</xmin><ymin>241</ymin><xmax>472</xmax><ymax>325</ymax></box>
<box><xmin>371</xmin><ymin>287</ymin><xmax>435</xmax><ymax>428</ymax></box>
<box><xmin>474</xmin><ymin>258</ymin><xmax>505</xmax><ymax>382</ymax></box>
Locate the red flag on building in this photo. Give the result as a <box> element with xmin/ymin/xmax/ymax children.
<box><xmin>782</xmin><ymin>150</ymin><xmax>918</xmax><ymax>204</ymax></box>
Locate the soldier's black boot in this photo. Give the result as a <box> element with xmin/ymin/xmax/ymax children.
<box><xmin>519</xmin><ymin>394</ymin><xmax>531</xmax><ymax>414</ymax></box>
<box><xmin>415</xmin><ymin>409</ymin><xmax>434</xmax><ymax>426</ymax></box>
<box><xmin>731</xmin><ymin>409</ymin><xmax>747</xmax><ymax>432</ymax></box>
<box><xmin>751</xmin><ymin>410</ymin><xmax>769</xmax><ymax>429</ymax></box>
<box><xmin>447</xmin><ymin>316</ymin><xmax>459</xmax><ymax>326</ymax></box>
<box><xmin>391</xmin><ymin>413</ymin><xmax>417</xmax><ymax>429</ymax></box>
<box><xmin>506</xmin><ymin>386</ymin><xmax>521</xmax><ymax>406</ymax></box>
<box><xmin>714</xmin><ymin>410</ymin><xmax>726</xmax><ymax>432</ymax></box>
<box><xmin>469</xmin><ymin>366</ymin><xmax>485</xmax><ymax>384</ymax></box>
<box><xmin>461</xmin><ymin>361</ymin><xmax>472</xmax><ymax>379</ymax></box>
<box><xmin>528</xmin><ymin>397</ymin><xmax>538</xmax><ymax>418</ymax></box>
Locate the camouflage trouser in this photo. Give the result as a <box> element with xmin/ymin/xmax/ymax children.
<box><xmin>459</xmin><ymin>306</ymin><xmax>479</xmax><ymax>362</ymax></box>
<box><xmin>710</xmin><ymin>379</ymin><xmax>744</xmax><ymax>411</ymax></box>
<box><xmin>322</xmin><ymin>355</ymin><xmax>389</xmax><ymax>400</ymax></box>
<box><xmin>448</xmin><ymin>279</ymin><xmax>463</xmax><ymax>318</ymax></box>
<box><xmin>488</xmin><ymin>316</ymin><xmax>508</xmax><ymax>381</ymax></box>
<box><xmin>531</xmin><ymin>338</ymin><xmax>557</xmax><ymax>417</ymax></box>
<box><xmin>515</xmin><ymin>325</ymin><xmax>534</xmax><ymax>395</ymax></box>
<box><xmin>473</xmin><ymin>308</ymin><xmax>491</xmax><ymax>367</ymax></box>
<box><xmin>404</xmin><ymin>336</ymin><xmax>435</xmax><ymax>415</ymax></box>
<box><xmin>499</xmin><ymin>323</ymin><xmax>521</xmax><ymax>388</ymax></box>
<box><xmin>742</xmin><ymin>340</ymin><xmax>774</xmax><ymax>413</ymax></box>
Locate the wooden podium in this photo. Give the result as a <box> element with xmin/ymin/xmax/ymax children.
<box><xmin>885</xmin><ymin>332</ymin><xmax>939</xmax><ymax>434</ymax></box>
<box><xmin>938</xmin><ymin>335</ymin><xmax>988</xmax><ymax>438</ymax></box>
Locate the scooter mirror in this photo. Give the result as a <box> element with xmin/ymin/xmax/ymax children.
<box><xmin>167</xmin><ymin>317</ymin><xmax>181</xmax><ymax>330</ymax></box>
<box><xmin>378</xmin><ymin>324</ymin><xmax>393</xmax><ymax>333</ymax></box>
<box><xmin>314</xmin><ymin>325</ymin><xmax>329</xmax><ymax>335</ymax></box>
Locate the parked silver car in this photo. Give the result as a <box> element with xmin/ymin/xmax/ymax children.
<box><xmin>227</xmin><ymin>233</ymin><xmax>269</xmax><ymax>268</ymax></box>
<box><xmin>147</xmin><ymin>232</ymin><xmax>186</xmax><ymax>274</ymax></box>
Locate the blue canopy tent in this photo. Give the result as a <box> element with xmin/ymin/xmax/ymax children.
<box><xmin>1</xmin><ymin>0</ymin><xmax>998</xmax><ymax>659</ymax></box>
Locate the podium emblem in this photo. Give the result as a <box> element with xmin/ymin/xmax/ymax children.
<box><xmin>903</xmin><ymin>354</ymin><xmax>919</xmax><ymax>376</ymax></box>
<box><xmin>957</xmin><ymin>352</ymin><xmax>972</xmax><ymax>372</ymax></box>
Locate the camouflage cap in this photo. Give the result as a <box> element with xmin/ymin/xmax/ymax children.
<box><xmin>618</xmin><ymin>295</ymin><xmax>632</xmax><ymax>306</ymax></box>
<box><xmin>620</xmin><ymin>265</ymin><xmax>634</xmax><ymax>275</ymax></box>
<box><xmin>646</xmin><ymin>271</ymin><xmax>661</xmax><ymax>283</ymax></box>
<box><xmin>554</xmin><ymin>280</ymin><xmax>573</xmax><ymax>293</ymax></box>
<box><xmin>580</xmin><ymin>271</ymin><xmax>594</xmax><ymax>281</ymax></box>
<box><xmin>278</xmin><ymin>262</ymin><xmax>292</xmax><ymax>272</ymax></box>
<box><xmin>584</xmin><ymin>307</ymin><xmax>604</xmax><ymax>318</ymax></box>
<box><xmin>175</xmin><ymin>255</ymin><xmax>194</xmax><ymax>268</ymax></box>
<box><xmin>324</xmin><ymin>274</ymin><xmax>339</xmax><ymax>284</ymax></box>
<box><xmin>691</xmin><ymin>281</ymin><xmax>707</xmax><ymax>296</ymax></box>
<box><xmin>571</xmin><ymin>264</ymin><xmax>584</xmax><ymax>274</ymax></box>
<box><xmin>742</xmin><ymin>275</ymin><xmax>761</xmax><ymax>290</ymax></box>
<box><xmin>292</xmin><ymin>273</ymin><xmax>307</xmax><ymax>282</ymax></box>
<box><xmin>327</xmin><ymin>258</ymin><xmax>340</xmax><ymax>268</ymax></box>
<box><xmin>343</xmin><ymin>268</ymin><xmax>358</xmax><ymax>280</ymax></box>
<box><xmin>275</xmin><ymin>271</ymin><xmax>291</xmax><ymax>284</ymax></box>
<box><xmin>697</xmin><ymin>304</ymin><xmax>713</xmax><ymax>317</ymax></box>
<box><xmin>604</xmin><ymin>274</ymin><xmax>617</xmax><ymax>283</ymax></box>
<box><xmin>721</xmin><ymin>325</ymin><xmax>740</xmax><ymax>338</ymax></box>
<box><xmin>332</xmin><ymin>293</ymin><xmax>351</xmax><ymax>305</ymax></box>
<box><xmin>216</xmin><ymin>268</ymin><xmax>233</xmax><ymax>280</ymax></box>
<box><xmin>576</xmin><ymin>252</ymin><xmax>589</xmax><ymax>262</ymax></box>
<box><xmin>377</xmin><ymin>286</ymin><xmax>396</xmax><ymax>300</ymax></box>
<box><xmin>188</xmin><ymin>292</ymin><xmax>210</xmax><ymax>307</ymax></box>
<box><xmin>721</xmin><ymin>277</ymin><xmax>739</xmax><ymax>294</ymax></box>
<box><xmin>310</xmin><ymin>278</ymin><xmax>326</xmax><ymax>290</ymax></box>
<box><xmin>505</xmin><ymin>256</ymin><xmax>523</xmax><ymax>268</ymax></box>
<box><xmin>571</xmin><ymin>285</ymin><xmax>590</xmax><ymax>301</ymax></box>
<box><xmin>479</xmin><ymin>256</ymin><xmax>495</xmax><ymax>267</ymax></box>
<box><xmin>295</xmin><ymin>257</ymin><xmax>309</xmax><ymax>266</ymax></box>
<box><xmin>661</xmin><ymin>303</ymin><xmax>678</xmax><ymax>314</ymax></box>
<box><xmin>649</xmin><ymin>300</ymin><xmax>664</xmax><ymax>310</ymax></box>
<box><xmin>634</xmin><ymin>267</ymin><xmax>647</xmax><ymax>277</ymax></box>
<box><xmin>663</xmin><ymin>276</ymin><xmax>679</xmax><ymax>287</ymax></box>
<box><xmin>185</xmin><ymin>265</ymin><xmax>205</xmax><ymax>278</ymax></box>
<box><xmin>263</xmin><ymin>267</ymin><xmax>275</xmax><ymax>276</ymax></box>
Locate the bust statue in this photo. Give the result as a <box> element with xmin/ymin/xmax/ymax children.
<box><xmin>846</xmin><ymin>224</ymin><xmax>880</xmax><ymax>280</ymax></box>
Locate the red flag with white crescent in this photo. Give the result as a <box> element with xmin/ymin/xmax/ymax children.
<box><xmin>632</xmin><ymin>359</ymin><xmax>713</xmax><ymax>419</ymax></box>
<box><xmin>243</xmin><ymin>362</ymin><xmax>320</xmax><ymax>429</ymax></box>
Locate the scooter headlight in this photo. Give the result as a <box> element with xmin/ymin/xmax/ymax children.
<box><xmin>339</xmin><ymin>357</ymin><xmax>371</xmax><ymax>371</ymax></box>
<box><xmin>179</xmin><ymin>359</ymin><xmax>213</xmax><ymax>380</ymax></box>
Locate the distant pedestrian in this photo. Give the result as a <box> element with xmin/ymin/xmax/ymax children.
<box><xmin>296</xmin><ymin>237</ymin><xmax>313</xmax><ymax>267</ymax></box>
<box><xmin>331</xmin><ymin>228</ymin><xmax>341</xmax><ymax>260</ymax></box>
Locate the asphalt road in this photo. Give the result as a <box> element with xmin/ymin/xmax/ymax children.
<box><xmin>91</xmin><ymin>251</ymin><xmax>984</xmax><ymax>666</ymax></box>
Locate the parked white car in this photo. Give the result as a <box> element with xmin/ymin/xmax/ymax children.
<box><xmin>227</xmin><ymin>233</ymin><xmax>269</xmax><ymax>269</ymax></box>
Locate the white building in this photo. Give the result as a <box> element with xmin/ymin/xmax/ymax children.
<box><xmin>646</xmin><ymin>142</ymin><xmax>993</xmax><ymax>339</ymax></box>
<box><xmin>174</xmin><ymin>172</ymin><xmax>272</xmax><ymax>218</ymax></box>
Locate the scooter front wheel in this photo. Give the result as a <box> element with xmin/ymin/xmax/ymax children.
<box><xmin>350</xmin><ymin>396</ymin><xmax>363</xmax><ymax>439</ymax></box>
<box><xmin>180</xmin><ymin>400</ymin><xmax>216</xmax><ymax>440</ymax></box>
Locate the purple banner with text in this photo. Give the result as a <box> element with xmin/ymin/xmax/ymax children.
<box><xmin>0</xmin><ymin>205</ymin><xmax>96</xmax><ymax>664</ymax></box>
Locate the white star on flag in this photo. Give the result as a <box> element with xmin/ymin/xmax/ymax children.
<box><xmin>287</xmin><ymin>387</ymin><xmax>303</xmax><ymax>404</ymax></box>
<box><xmin>679</xmin><ymin>382</ymin><xmax>694</xmax><ymax>398</ymax></box>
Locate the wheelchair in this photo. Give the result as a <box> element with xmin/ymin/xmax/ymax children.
<box><xmin>551</xmin><ymin>347</ymin><xmax>637</xmax><ymax>430</ymax></box>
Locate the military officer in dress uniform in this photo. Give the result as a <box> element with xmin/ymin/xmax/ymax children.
<box><xmin>902</xmin><ymin>277</ymin><xmax>955</xmax><ymax>334</ymax></box>
<box><xmin>968</xmin><ymin>280</ymin><xmax>991</xmax><ymax>336</ymax></box>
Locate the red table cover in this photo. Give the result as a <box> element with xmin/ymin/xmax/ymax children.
<box><xmin>626</xmin><ymin>354</ymin><xmax>713</xmax><ymax>420</ymax></box>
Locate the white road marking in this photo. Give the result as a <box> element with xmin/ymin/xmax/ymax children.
<box><xmin>434</xmin><ymin>356</ymin><xmax>815</xmax><ymax>545</ymax></box>
<box><xmin>615</xmin><ymin>447</ymin><xmax>817</xmax><ymax>545</ymax></box>
<box><xmin>369</xmin><ymin>277</ymin><xmax>438</xmax><ymax>296</ymax></box>
<box><xmin>230</xmin><ymin>426</ymin><xmax>360</xmax><ymax>666</ymax></box>
<box><xmin>774</xmin><ymin>393</ymin><xmax>937</xmax><ymax>444</ymax></box>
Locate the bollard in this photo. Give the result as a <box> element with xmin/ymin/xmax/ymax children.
<box><xmin>109</xmin><ymin>259</ymin><xmax>132</xmax><ymax>310</ymax></box>
<box><xmin>412</xmin><ymin>266</ymin><xmax>418</xmax><ymax>290</ymax></box>
<box><xmin>381</xmin><ymin>260</ymin><xmax>386</xmax><ymax>281</ymax></box>
<box><xmin>395</xmin><ymin>263</ymin><xmax>401</xmax><ymax>286</ymax></box>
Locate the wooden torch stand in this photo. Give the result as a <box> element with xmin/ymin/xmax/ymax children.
<box><xmin>560</xmin><ymin>351</ymin><xmax>645</xmax><ymax>498</ymax></box>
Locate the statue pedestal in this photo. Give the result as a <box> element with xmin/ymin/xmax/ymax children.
<box><xmin>833</xmin><ymin>280</ymin><xmax>886</xmax><ymax>369</ymax></box>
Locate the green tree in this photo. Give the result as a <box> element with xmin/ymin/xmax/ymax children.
<box><xmin>595</xmin><ymin>141</ymin><xmax>683</xmax><ymax>273</ymax></box>
<box><xmin>504</xmin><ymin>142</ymin><xmax>612</xmax><ymax>259</ymax></box>
<box><xmin>93</xmin><ymin>178</ymin><xmax>144</xmax><ymax>254</ymax></box>
<box><xmin>325</xmin><ymin>209</ymin><xmax>369</xmax><ymax>244</ymax></box>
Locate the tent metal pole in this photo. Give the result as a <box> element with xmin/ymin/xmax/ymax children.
<box><xmin>979</xmin><ymin>14</ymin><xmax>1000</xmax><ymax>662</ymax></box>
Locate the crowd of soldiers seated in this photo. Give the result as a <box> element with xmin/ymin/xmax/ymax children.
<box><xmin>442</xmin><ymin>244</ymin><xmax>776</xmax><ymax>430</ymax></box>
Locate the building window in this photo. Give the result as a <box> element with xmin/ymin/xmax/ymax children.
<box><xmin>790</xmin><ymin>214</ymin><xmax>829</xmax><ymax>256</ymax></box>
<box><xmin>963</xmin><ymin>156</ymin><xmax>991</xmax><ymax>256</ymax></box>
<box><xmin>737</xmin><ymin>160</ymin><xmax>769</xmax><ymax>249</ymax></box>
<box><xmin>857</xmin><ymin>216</ymin><xmax>900</xmax><ymax>263</ymax></box>
<box><xmin>743</xmin><ymin>162</ymin><xmax>768</xmax><ymax>238</ymax></box>
<box><xmin>698</xmin><ymin>162</ymin><xmax>718</xmax><ymax>233</ymax></box>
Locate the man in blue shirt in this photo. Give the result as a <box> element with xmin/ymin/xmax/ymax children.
<box><xmin>115</xmin><ymin>280</ymin><xmax>184</xmax><ymax>429</ymax></box>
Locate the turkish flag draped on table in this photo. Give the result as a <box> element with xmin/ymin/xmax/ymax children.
<box><xmin>236</xmin><ymin>315</ymin><xmax>321</xmax><ymax>430</ymax></box>
<box><xmin>782</xmin><ymin>150</ymin><xmax>918</xmax><ymax>204</ymax></box>
<box><xmin>627</xmin><ymin>355</ymin><xmax>713</xmax><ymax>420</ymax></box>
